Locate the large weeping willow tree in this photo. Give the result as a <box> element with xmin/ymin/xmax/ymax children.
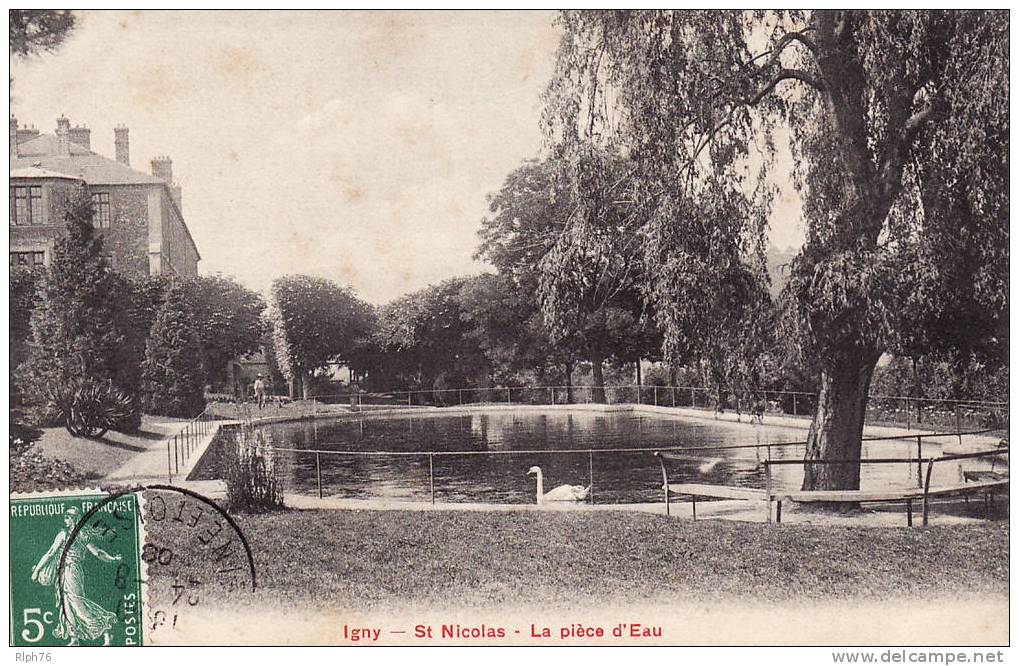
<box><xmin>540</xmin><ymin>10</ymin><xmax>1008</xmax><ymax>496</ymax></box>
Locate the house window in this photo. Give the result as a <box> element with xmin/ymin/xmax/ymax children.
<box><xmin>9</xmin><ymin>251</ymin><xmax>46</xmax><ymax>268</ymax></box>
<box><xmin>10</xmin><ymin>186</ymin><xmax>43</xmax><ymax>226</ymax></box>
<box><xmin>91</xmin><ymin>192</ymin><xmax>111</xmax><ymax>228</ymax></box>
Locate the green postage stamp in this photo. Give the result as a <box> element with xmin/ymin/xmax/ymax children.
<box><xmin>9</xmin><ymin>490</ymin><xmax>145</xmax><ymax>647</ymax></box>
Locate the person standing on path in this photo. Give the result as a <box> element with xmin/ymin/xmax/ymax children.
<box><xmin>253</xmin><ymin>373</ymin><xmax>268</xmax><ymax>409</ymax></box>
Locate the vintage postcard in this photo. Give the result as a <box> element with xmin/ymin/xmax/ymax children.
<box><xmin>6</xmin><ymin>8</ymin><xmax>1009</xmax><ymax>654</ymax></box>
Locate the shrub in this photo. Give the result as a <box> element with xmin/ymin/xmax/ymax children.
<box><xmin>47</xmin><ymin>376</ymin><xmax>135</xmax><ymax>438</ymax></box>
<box><xmin>224</xmin><ymin>426</ymin><xmax>284</xmax><ymax>513</ymax></box>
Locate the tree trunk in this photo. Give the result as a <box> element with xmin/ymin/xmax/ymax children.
<box><xmin>801</xmin><ymin>351</ymin><xmax>881</xmax><ymax>507</ymax></box>
<box><xmin>564</xmin><ymin>360</ymin><xmax>574</xmax><ymax>404</ymax></box>
<box><xmin>635</xmin><ymin>360</ymin><xmax>642</xmax><ymax>387</ymax></box>
<box><xmin>591</xmin><ymin>354</ymin><xmax>606</xmax><ymax>403</ymax></box>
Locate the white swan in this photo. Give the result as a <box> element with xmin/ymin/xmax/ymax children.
<box><xmin>527</xmin><ymin>466</ymin><xmax>589</xmax><ymax>504</ymax></box>
<box><xmin>698</xmin><ymin>458</ymin><xmax>722</xmax><ymax>475</ymax></box>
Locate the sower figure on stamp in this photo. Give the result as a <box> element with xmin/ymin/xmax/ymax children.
<box><xmin>253</xmin><ymin>373</ymin><xmax>268</xmax><ymax>409</ymax></box>
<box><xmin>31</xmin><ymin>506</ymin><xmax>121</xmax><ymax>646</ymax></box>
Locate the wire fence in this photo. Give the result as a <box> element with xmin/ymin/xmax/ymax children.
<box><xmin>264</xmin><ymin>384</ymin><xmax>1010</xmax><ymax>433</ymax></box>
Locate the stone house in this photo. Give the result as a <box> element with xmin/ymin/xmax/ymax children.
<box><xmin>9</xmin><ymin>115</ymin><xmax>200</xmax><ymax>276</ymax></box>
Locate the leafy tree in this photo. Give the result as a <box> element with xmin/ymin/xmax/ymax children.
<box><xmin>23</xmin><ymin>185</ymin><xmax>140</xmax><ymax>430</ymax></box>
<box><xmin>372</xmin><ymin>278</ymin><xmax>491</xmax><ymax>392</ymax></box>
<box><xmin>188</xmin><ymin>274</ymin><xmax>266</xmax><ymax>388</ymax></box>
<box><xmin>267</xmin><ymin>275</ymin><xmax>373</xmax><ymax>397</ymax></box>
<box><xmin>459</xmin><ymin>273</ymin><xmax>561</xmax><ymax>385</ymax></box>
<box><xmin>10</xmin><ymin>10</ymin><xmax>76</xmax><ymax>57</ymax></box>
<box><xmin>141</xmin><ymin>280</ymin><xmax>206</xmax><ymax>417</ymax></box>
<box><xmin>478</xmin><ymin>157</ymin><xmax>658</xmax><ymax>401</ymax></box>
<box><xmin>542</xmin><ymin>10</ymin><xmax>1008</xmax><ymax>494</ymax></box>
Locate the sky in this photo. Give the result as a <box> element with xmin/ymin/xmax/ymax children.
<box><xmin>11</xmin><ymin>10</ymin><xmax>805</xmax><ymax>304</ymax></box>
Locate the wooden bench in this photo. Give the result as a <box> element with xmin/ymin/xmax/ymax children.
<box><xmin>654</xmin><ymin>451</ymin><xmax>1008</xmax><ymax>526</ymax></box>
<box><xmin>775</xmin><ymin>478</ymin><xmax>1009</xmax><ymax>526</ymax></box>
<box><xmin>663</xmin><ymin>483</ymin><xmax>766</xmax><ymax>520</ymax></box>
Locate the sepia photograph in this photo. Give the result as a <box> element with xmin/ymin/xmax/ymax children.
<box><xmin>6</xmin><ymin>8</ymin><xmax>1010</xmax><ymax>652</ymax></box>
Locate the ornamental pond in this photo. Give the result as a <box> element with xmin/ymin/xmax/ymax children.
<box><xmin>191</xmin><ymin>409</ymin><xmax>972</xmax><ymax>504</ymax></box>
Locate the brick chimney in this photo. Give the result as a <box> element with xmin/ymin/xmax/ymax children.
<box><xmin>56</xmin><ymin>115</ymin><xmax>71</xmax><ymax>156</ymax></box>
<box><xmin>17</xmin><ymin>124</ymin><xmax>40</xmax><ymax>145</ymax></box>
<box><xmin>114</xmin><ymin>125</ymin><xmax>130</xmax><ymax>166</ymax></box>
<box><xmin>151</xmin><ymin>156</ymin><xmax>182</xmax><ymax>210</ymax></box>
<box><xmin>151</xmin><ymin>155</ymin><xmax>173</xmax><ymax>184</ymax></box>
<box><xmin>10</xmin><ymin>116</ymin><xmax>18</xmax><ymax>160</ymax></box>
<box><xmin>68</xmin><ymin>124</ymin><xmax>91</xmax><ymax>151</ymax></box>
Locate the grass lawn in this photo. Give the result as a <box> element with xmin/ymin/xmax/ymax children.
<box><xmin>148</xmin><ymin>508</ymin><xmax>1008</xmax><ymax>612</ymax></box>
<box><xmin>10</xmin><ymin>415</ymin><xmax>187</xmax><ymax>492</ymax></box>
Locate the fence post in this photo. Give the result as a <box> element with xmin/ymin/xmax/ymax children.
<box><xmin>459</xmin><ymin>389</ymin><xmax>463</xmax><ymax>405</ymax></box>
<box><xmin>955</xmin><ymin>404</ymin><xmax>962</xmax><ymax>446</ymax></box>
<box><xmin>654</xmin><ymin>386</ymin><xmax>658</xmax><ymax>406</ymax></box>
<box><xmin>916</xmin><ymin>436</ymin><xmax>923</xmax><ymax>488</ymax></box>
<box><xmin>407</xmin><ymin>391</ymin><xmax>412</xmax><ymax>407</ymax></box>
<box><xmin>429</xmin><ymin>454</ymin><xmax>435</xmax><ymax>504</ymax></box>
<box><xmin>792</xmin><ymin>393</ymin><xmax>798</xmax><ymax>417</ymax></box>
<box><xmin>507</xmin><ymin>387</ymin><xmax>511</xmax><ymax>404</ymax></box>
<box><xmin>656</xmin><ymin>453</ymin><xmax>671</xmax><ymax>516</ymax></box>
<box><xmin>316</xmin><ymin>452</ymin><xmax>323</xmax><ymax>499</ymax></box>
<box><xmin>174</xmin><ymin>435</ymin><xmax>179</xmax><ymax>474</ymax></box>
<box><xmin>765</xmin><ymin>461</ymin><xmax>773</xmax><ymax>525</ymax></box>
<box><xmin>167</xmin><ymin>438</ymin><xmax>173</xmax><ymax>482</ymax></box>
<box><xmin>906</xmin><ymin>397</ymin><xmax>911</xmax><ymax>430</ymax></box>
<box><xmin>550</xmin><ymin>387</ymin><xmax>554</xmax><ymax>405</ymax></box>
<box><xmin>922</xmin><ymin>457</ymin><xmax>935</xmax><ymax>526</ymax></box>
<box><xmin>588</xmin><ymin>451</ymin><xmax>594</xmax><ymax>504</ymax></box>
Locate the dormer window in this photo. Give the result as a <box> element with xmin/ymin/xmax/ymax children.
<box><xmin>9</xmin><ymin>185</ymin><xmax>42</xmax><ymax>226</ymax></box>
<box><xmin>91</xmin><ymin>192</ymin><xmax>111</xmax><ymax>228</ymax></box>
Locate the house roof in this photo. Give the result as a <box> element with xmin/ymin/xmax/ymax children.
<box><xmin>9</xmin><ymin>165</ymin><xmax>82</xmax><ymax>181</ymax></box>
<box><xmin>11</xmin><ymin>132</ymin><xmax>202</xmax><ymax>262</ymax></box>
<box><xmin>11</xmin><ymin>134</ymin><xmax>166</xmax><ymax>185</ymax></box>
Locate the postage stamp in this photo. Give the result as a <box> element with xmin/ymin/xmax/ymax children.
<box><xmin>9</xmin><ymin>490</ymin><xmax>145</xmax><ymax>647</ymax></box>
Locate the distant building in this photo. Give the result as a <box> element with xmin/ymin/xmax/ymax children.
<box><xmin>9</xmin><ymin>115</ymin><xmax>200</xmax><ymax>277</ymax></box>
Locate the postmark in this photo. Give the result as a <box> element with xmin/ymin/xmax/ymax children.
<box><xmin>64</xmin><ymin>485</ymin><xmax>257</xmax><ymax>645</ymax></box>
<box><xmin>10</xmin><ymin>485</ymin><xmax>256</xmax><ymax>646</ymax></box>
<box><xmin>10</xmin><ymin>490</ymin><xmax>144</xmax><ymax>646</ymax></box>
<box><xmin>131</xmin><ymin>485</ymin><xmax>257</xmax><ymax>642</ymax></box>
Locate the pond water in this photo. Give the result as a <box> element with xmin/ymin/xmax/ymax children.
<box><xmin>192</xmin><ymin>410</ymin><xmax>972</xmax><ymax>504</ymax></box>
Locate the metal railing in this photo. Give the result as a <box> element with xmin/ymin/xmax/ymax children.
<box><xmin>258</xmin><ymin>427</ymin><xmax>1001</xmax><ymax>505</ymax></box>
<box><xmin>285</xmin><ymin>384</ymin><xmax>1007</xmax><ymax>432</ymax></box>
<box><xmin>210</xmin><ymin>383</ymin><xmax>1007</xmax><ymax>437</ymax></box>
<box><xmin>165</xmin><ymin>407</ymin><xmax>217</xmax><ymax>483</ymax></box>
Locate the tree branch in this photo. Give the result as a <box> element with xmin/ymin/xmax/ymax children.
<box><xmin>748</xmin><ymin>68</ymin><xmax>825</xmax><ymax>105</ymax></box>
